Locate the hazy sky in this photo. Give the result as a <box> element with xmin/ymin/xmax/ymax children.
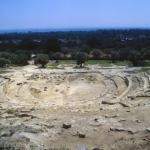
<box><xmin>0</xmin><ymin>0</ymin><xmax>150</xmax><ymax>30</ymax></box>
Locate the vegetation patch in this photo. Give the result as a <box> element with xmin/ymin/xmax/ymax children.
<box><xmin>6</xmin><ymin>109</ymin><xmax>17</xmax><ymax>114</ymax></box>
<box><xmin>59</xmin><ymin>60</ymin><xmax>76</xmax><ymax>64</ymax></box>
<box><xmin>113</xmin><ymin>60</ymin><xmax>132</xmax><ymax>66</ymax></box>
<box><xmin>87</xmin><ymin>77</ymin><xmax>97</xmax><ymax>82</ymax></box>
<box><xmin>30</xmin><ymin>88</ymin><xmax>41</xmax><ymax>93</ymax></box>
<box><xmin>44</xmin><ymin>124</ymin><xmax>55</xmax><ymax>129</ymax></box>
<box><xmin>0</xmin><ymin>71</ymin><xmax>11</xmax><ymax>74</ymax></box>
<box><xmin>68</xmin><ymin>77</ymin><xmax>76</xmax><ymax>82</ymax></box>
<box><xmin>137</xmin><ymin>67</ymin><xmax>150</xmax><ymax>72</ymax></box>
<box><xmin>84</xmin><ymin>60</ymin><xmax>112</xmax><ymax>67</ymax></box>
<box><xmin>46</xmin><ymin>63</ymin><xmax>64</xmax><ymax>69</ymax></box>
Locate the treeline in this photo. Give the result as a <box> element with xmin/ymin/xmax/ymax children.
<box><xmin>0</xmin><ymin>51</ymin><xmax>30</xmax><ymax>67</ymax></box>
<box><xmin>0</xmin><ymin>29</ymin><xmax>150</xmax><ymax>67</ymax></box>
<box><xmin>1</xmin><ymin>29</ymin><xmax>150</xmax><ymax>50</ymax></box>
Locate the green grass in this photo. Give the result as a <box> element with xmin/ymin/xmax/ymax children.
<box><xmin>49</xmin><ymin>66</ymin><xmax>64</xmax><ymax>69</ymax></box>
<box><xmin>44</xmin><ymin>59</ymin><xmax>149</xmax><ymax>69</ymax></box>
<box><xmin>85</xmin><ymin>60</ymin><xmax>111</xmax><ymax>66</ymax></box>
<box><xmin>86</xmin><ymin>60</ymin><xmax>131</xmax><ymax>67</ymax></box>
<box><xmin>84</xmin><ymin>60</ymin><xmax>112</xmax><ymax>67</ymax></box>
<box><xmin>46</xmin><ymin>63</ymin><xmax>64</xmax><ymax>69</ymax></box>
<box><xmin>137</xmin><ymin>67</ymin><xmax>150</xmax><ymax>72</ymax></box>
<box><xmin>113</xmin><ymin>60</ymin><xmax>132</xmax><ymax>66</ymax></box>
<box><xmin>59</xmin><ymin>60</ymin><xmax>76</xmax><ymax>64</ymax></box>
<box><xmin>143</xmin><ymin>61</ymin><xmax>150</xmax><ymax>67</ymax></box>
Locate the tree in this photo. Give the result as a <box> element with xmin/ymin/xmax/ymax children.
<box><xmin>71</xmin><ymin>52</ymin><xmax>77</xmax><ymax>60</ymax></box>
<box><xmin>49</xmin><ymin>51</ymin><xmax>54</xmax><ymax>59</ymax></box>
<box><xmin>17</xmin><ymin>54</ymin><xmax>28</xmax><ymax>65</ymax></box>
<box><xmin>10</xmin><ymin>54</ymin><xmax>18</xmax><ymax>64</ymax></box>
<box><xmin>141</xmin><ymin>48</ymin><xmax>150</xmax><ymax>59</ymax></box>
<box><xmin>76</xmin><ymin>52</ymin><xmax>87</xmax><ymax>67</ymax></box>
<box><xmin>72</xmin><ymin>47</ymin><xmax>80</xmax><ymax>53</ymax></box>
<box><xmin>128</xmin><ymin>51</ymin><xmax>144</xmax><ymax>66</ymax></box>
<box><xmin>0</xmin><ymin>52</ymin><xmax>11</xmax><ymax>59</ymax></box>
<box><xmin>81</xmin><ymin>45</ymin><xmax>91</xmax><ymax>55</ymax></box>
<box><xmin>92</xmin><ymin>49</ymin><xmax>101</xmax><ymax>59</ymax></box>
<box><xmin>119</xmin><ymin>48</ymin><xmax>131</xmax><ymax>61</ymax></box>
<box><xmin>20</xmin><ymin>39</ymin><xmax>37</xmax><ymax>50</ymax></box>
<box><xmin>87</xmin><ymin>37</ymin><xmax>100</xmax><ymax>48</ymax></box>
<box><xmin>52</xmin><ymin>52</ymin><xmax>61</xmax><ymax>63</ymax></box>
<box><xmin>0</xmin><ymin>58</ymin><xmax>7</xmax><ymax>67</ymax></box>
<box><xmin>17</xmin><ymin>50</ymin><xmax>31</xmax><ymax>60</ymax></box>
<box><xmin>39</xmin><ymin>50</ymin><xmax>44</xmax><ymax>54</ymax></box>
<box><xmin>104</xmin><ymin>49</ymin><xmax>111</xmax><ymax>57</ymax></box>
<box><xmin>5</xmin><ymin>59</ymin><xmax>11</xmax><ymax>66</ymax></box>
<box><xmin>61</xmin><ymin>48</ymin><xmax>69</xmax><ymax>56</ymax></box>
<box><xmin>45</xmin><ymin>38</ymin><xmax>61</xmax><ymax>54</ymax></box>
<box><xmin>111</xmin><ymin>51</ymin><xmax>120</xmax><ymax>63</ymax></box>
<box><xmin>36</xmin><ymin>54</ymin><xmax>49</xmax><ymax>67</ymax></box>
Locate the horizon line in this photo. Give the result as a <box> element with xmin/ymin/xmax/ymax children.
<box><xmin>0</xmin><ymin>27</ymin><xmax>150</xmax><ymax>33</ymax></box>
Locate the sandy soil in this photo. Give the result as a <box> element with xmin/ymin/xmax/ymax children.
<box><xmin>0</xmin><ymin>64</ymin><xmax>150</xmax><ymax>150</ymax></box>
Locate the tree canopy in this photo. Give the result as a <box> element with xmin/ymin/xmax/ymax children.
<box><xmin>61</xmin><ymin>48</ymin><xmax>69</xmax><ymax>56</ymax></box>
<box><xmin>17</xmin><ymin>54</ymin><xmax>28</xmax><ymax>65</ymax></box>
<box><xmin>36</xmin><ymin>54</ymin><xmax>49</xmax><ymax>67</ymax></box>
<box><xmin>0</xmin><ymin>58</ymin><xmax>10</xmax><ymax>67</ymax></box>
<box><xmin>20</xmin><ymin>39</ymin><xmax>38</xmax><ymax>50</ymax></box>
<box><xmin>52</xmin><ymin>52</ymin><xmax>61</xmax><ymax>63</ymax></box>
<box><xmin>111</xmin><ymin>51</ymin><xmax>120</xmax><ymax>63</ymax></box>
<box><xmin>87</xmin><ymin>37</ymin><xmax>100</xmax><ymax>48</ymax></box>
<box><xmin>92</xmin><ymin>49</ymin><xmax>101</xmax><ymax>58</ymax></box>
<box><xmin>71</xmin><ymin>52</ymin><xmax>77</xmax><ymax>60</ymax></box>
<box><xmin>45</xmin><ymin>38</ymin><xmax>61</xmax><ymax>54</ymax></box>
<box><xmin>76</xmin><ymin>52</ymin><xmax>87</xmax><ymax>67</ymax></box>
<box><xmin>128</xmin><ymin>51</ymin><xmax>144</xmax><ymax>66</ymax></box>
<box><xmin>81</xmin><ymin>45</ymin><xmax>91</xmax><ymax>54</ymax></box>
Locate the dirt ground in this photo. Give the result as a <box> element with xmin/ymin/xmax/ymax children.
<box><xmin>0</xmin><ymin>64</ymin><xmax>150</xmax><ymax>150</ymax></box>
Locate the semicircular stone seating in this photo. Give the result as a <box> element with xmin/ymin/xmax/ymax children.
<box><xmin>2</xmin><ymin>70</ymin><xmax>150</xmax><ymax>108</ymax></box>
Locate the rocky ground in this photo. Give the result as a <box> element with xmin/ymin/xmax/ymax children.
<box><xmin>0</xmin><ymin>64</ymin><xmax>150</xmax><ymax>150</ymax></box>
